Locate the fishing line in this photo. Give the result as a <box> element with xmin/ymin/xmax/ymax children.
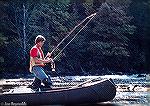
<box><xmin>47</xmin><ymin>13</ymin><xmax>96</xmax><ymax>84</ymax></box>
<box><xmin>53</xmin><ymin>13</ymin><xmax>96</xmax><ymax>60</ymax></box>
<box><xmin>47</xmin><ymin>13</ymin><xmax>96</xmax><ymax>59</ymax></box>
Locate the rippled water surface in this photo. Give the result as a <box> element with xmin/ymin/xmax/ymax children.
<box><xmin>0</xmin><ymin>74</ymin><xmax>150</xmax><ymax>106</ymax></box>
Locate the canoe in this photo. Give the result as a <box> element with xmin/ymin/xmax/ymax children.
<box><xmin>0</xmin><ymin>79</ymin><xmax>116</xmax><ymax>105</ymax></box>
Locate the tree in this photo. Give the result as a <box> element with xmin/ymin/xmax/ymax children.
<box><xmin>0</xmin><ymin>0</ymin><xmax>74</xmax><ymax>71</ymax></box>
<box><xmin>65</xmin><ymin>1</ymin><xmax>135</xmax><ymax>73</ymax></box>
<box><xmin>127</xmin><ymin>0</ymin><xmax>150</xmax><ymax>71</ymax></box>
<box><xmin>0</xmin><ymin>0</ymin><xmax>56</xmax><ymax>70</ymax></box>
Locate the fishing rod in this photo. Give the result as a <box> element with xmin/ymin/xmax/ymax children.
<box><xmin>47</xmin><ymin>13</ymin><xmax>97</xmax><ymax>82</ymax></box>
<box><xmin>46</xmin><ymin>12</ymin><xmax>97</xmax><ymax>59</ymax></box>
<box><xmin>53</xmin><ymin>13</ymin><xmax>96</xmax><ymax>60</ymax></box>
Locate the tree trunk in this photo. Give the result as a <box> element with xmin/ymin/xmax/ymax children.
<box><xmin>23</xmin><ymin>4</ymin><xmax>26</xmax><ymax>58</ymax></box>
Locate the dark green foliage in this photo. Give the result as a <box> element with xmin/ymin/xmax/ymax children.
<box><xmin>0</xmin><ymin>33</ymin><xmax>7</xmax><ymax>66</ymax></box>
<box><xmin>128</xmin><ymin>0</ymin><xmax>150</xmax><ymax>71</ymax></box>
<box><xmin>64</xmin><ymin>2</ymin><xmax>135</xmax><ymax>74</ymax></box>
<box><xmin>0</xmin><ymin>0</ymin><xmax>149</xmax><ymax>74</ymax></box>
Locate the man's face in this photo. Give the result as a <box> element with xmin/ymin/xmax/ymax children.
<box><xmin>38</xmin><ymin>41</ymin><xmax>45</xmax><ymax>47</ymax></box>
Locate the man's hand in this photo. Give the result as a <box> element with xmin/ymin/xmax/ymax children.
<box><xmin>44</xmin><ymin>59</ymin><xmax>51</xmax><ymax>63</ymax></box>
<box><xmin>45</xmin><ymin>57</ymin><xmax>54</xmax><ymax>63</ymax></box>
<box><xmin>46</xmin><ymin>52</ymin><xmax>52</xmax><ymax>58</ymax></box>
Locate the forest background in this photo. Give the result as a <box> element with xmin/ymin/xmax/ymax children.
<box><xmin>0</xmin><ymin>0</ymin><xmax>150</xmax><ymax>77</ymax></box>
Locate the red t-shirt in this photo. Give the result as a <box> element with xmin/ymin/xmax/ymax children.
<box><xmin>30</xmin><ymin>46</ymin><xmax>44</xmax><ymax>59</ymax></box>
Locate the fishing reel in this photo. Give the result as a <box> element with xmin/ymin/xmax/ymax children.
<box><xmin>46</xmin><ymin>55</ymin><xmax>55</xmax><ymax>72</ymax></box>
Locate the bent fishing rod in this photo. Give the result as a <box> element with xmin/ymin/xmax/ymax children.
<box><xmin>46</xmin><ymin>13</ymin><xmax>97</xmax><ymax>80</ymax></box>
<box><xmin>53</xmin><ymin>13</ymin><xmax>97</xmax><ymax>60</ymax></box>
<box><xmin>45</xmin><ymin>13</ymin><xmax>96</xmax><ymax>68</ymax></box>
<box><xmin>46</xmin><ymin>12</ymin><xmax>97</xmax><ymax>59</ymax></box>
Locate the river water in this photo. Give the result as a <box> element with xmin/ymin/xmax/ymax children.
<box><xmin>61</xmin><ymin>75</ymin><xmax>150</xmax><ymax>106</ymax></box>
<box><xmin>0</xmin><ymin>74</ymin><xmax>150</xmax><ymax>106</ymax></box>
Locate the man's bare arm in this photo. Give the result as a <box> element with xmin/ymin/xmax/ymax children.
<box><xmin>33</xmin><ymin>57</ymin><xmax>51</xmax><ymax>64</ymax></box>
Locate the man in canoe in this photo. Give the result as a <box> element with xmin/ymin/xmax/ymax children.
<box><xmin>29</xmin><ymin>35</ymin><xmax>54</xmax><ymax>89</ymax></box>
